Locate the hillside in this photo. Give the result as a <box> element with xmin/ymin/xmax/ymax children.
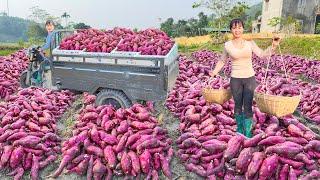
<box><xmin>0</xmin><ymin>16</ymin><xmax>30</xmax><ymax>42</ymax></box>
<box><xmin>246</xmin><ymin>2</ymin><xmax>262</xmax><ymax>19</ymax></box>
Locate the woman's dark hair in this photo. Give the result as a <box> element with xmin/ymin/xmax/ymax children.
<box><xmin>45</xmin><ymin>20</ymin><xmax>55</xmax><ymax>26</ymax></box>
<box><xmin>229</xmin><ymin>19</ymin><xmax>244</xmax><ymax>30</ymax></box>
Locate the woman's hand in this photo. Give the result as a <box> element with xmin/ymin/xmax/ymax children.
<box><xmin>272</xmin><ymin>36</ymin><xmax>281</xmax><ymax>49</ymax></box>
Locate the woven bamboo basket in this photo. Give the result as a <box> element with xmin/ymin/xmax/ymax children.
<box><xmin>202</xmin><ymin>88</ymin><xmax>232</xmax><ymax>104</ymax></box>
<box><xmin>254</xmin><ymin>92</ymin><xmax>301</xmax><ymax>118</ymax></box>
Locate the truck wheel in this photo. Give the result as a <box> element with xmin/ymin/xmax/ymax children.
<box><xmin>95</xmin><ymin>89</ymin><xmax>132</xmax><ymax>109</ymax></box>
<box><xmin>20</xmin><ymin>71</ymin><xmax>29</xmax><ymax>88</ymax></box>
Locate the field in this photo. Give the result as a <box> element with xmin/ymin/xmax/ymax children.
<box><xmin>0</xmin><ymin>31</ymin><xmax>320</xmax><ymax>179</ymax></box>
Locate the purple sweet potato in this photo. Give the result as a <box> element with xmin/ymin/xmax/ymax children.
<box><xmin>201</xmin><ymin>124</ymin><xmax>216</xmax><ymax>135</ymax></box>
<box><xmin>265</xmin><ymin>123</ymin><xmax>279</xmax><ymax>136</ymax></box>
<box><xmin>216</xmin><ymin>113</ymin><xmax>235</xmax><ymax>125</ymax></box>
<box><xmin>288</xmin><ymin>124</ymin><xmax>304</xmax><ymax>137</ymax></box>
<box><xmin>31</xmin><ymin>155</ymin><xmax>40</xmax><ymax>180</ymax></box>
<box><xmin>200</xmin><ymin>152</ymin><xmax>223</xmax><ymax>163</ymax></box>
<box><xmin>121</xmin><ymin>152</ymin><xmax>132</xmax><ymax>175</ymax></box>
<box><xmin>265</xmin><ymin>142</ymin><xmax>303</xmax><ymax>157</ymax></box>
<box><xmin>206</xmin><ymin>158</ymin><xmax>225</xmax><ymax>176</ymax></box>
<box><xmin>305</xmin><ymin>140</ymin><xmax>320</xmax><ymax>151</ymax></box>
<box><xmin>126</xmin><ymin>133</ymin><xmax>141</xmax><ymax>147</ymax></box>
<box><xmin>87</xmin><ymin>155</ymin><xmax>94</xmax><ymax>180</ymax></box>
<box><xmin>243</xmin><ymin>133</ymin><xmax>265</xmax><ymax>148</ymax></box>
<box><xmin>181</xmin><ymin>138</ymin><xmax>201</xmax><ymax>148</ymax></box>
<box><xmin>39</xmin><ymin>155</ymin><xmax>57</xmax><ymax>169</ymax></box>
<box><xmin>139</xmin><ymin>150</ymin><xmax>151</xmax><ymax>174</ymax></box>
<box><xmin>131</xmin><ymin>121</ymin><xmax>155</xmax><ymax>130</ymax></box>
<box><xmin>199</xmin><ymin>118</ymin><xmax>215</xmax><ymax>130</ymax></box>
<box><xmin>99</xmin><ymin>131</ymin><xmax>118</xmax><ymax>145</ymax></box>
<box><xmin>9</xmin><ymin>146</ymin><xmax>24</xmax><ymax>169</ymax></box>
<box><xmin>279</xmin><ymin>164</ymin><xmax>289</xmax><ymax>180</ymax></box>
<box><xmin>295</xmin><ymin>153</ymin><xmax>314</xmax><ymax>165</ymax></box>
<box><xmin>286</xmin><ymin>137</ymin><xmax>308</xmax><ymax>145</ymax></box>
<box><xmin>104</xmin><ymin>146</ymin><xmax>116</xmax><ymax>169</ymax></box>
<box><xmin>10</xmin><ymin>119</ymin><xmax>26</xmax><ymax>129</ymax></box>
<box><xmin>258</xmin><ymin>136</ymin><xmax>286</xmax><ymax>146</ymax></box>
<box><xmin>279</xmin><ymin>157</ymin><xmax>304</xmax><ymax>169</ymax></box>
<box><xmin>51</xmin><ymin>145</ymin><xmax>80</xmax><ymax>178</ymax></box>
<box><xmin>128</xmin><ymin>151</ymin><xmax>140</xmax><ymax>175</ymax></box>
<box><xmin>154</xmin><ymin>153</ymin><xmax>161</xmax><ymax>170</ymax></box>
<box><xmin>245</xmin><ymin>152</ymin><xmax>265</xmax><ymax>178</ymax></box>
<box><xmin>301</xmin><ymin>170</ymin><xmax>320</xmax><ymax>180</ymax></box>
<box><xmin>13</xmin><ymin>166</ymin><xmax>24</xmax><ymax>180</ymax></box>
<box><xmin>86</xmin><ymin>145</ymin><xmax>103</xmax><ymax>157</ymax></box>
<box><xmin>13</xmin><ymin>136</ymin><xmax>41</xmax><ymax>148</ymax></box>
<box><xmin>236</xmin><ymin>147</ymin><xmax>255</xmax><ymax>173</ymax></box>
<box><xmin>185</xmin><ymin>163</ymin><xmax>206</xmax><ymax>177</ymax></box>
<box><xmin>288</xmin><ymin>166</ymin><xmax>297</xmax><ymax>180</ymax></box>
<box><xmin>159</xmin><ymin>153</ymin><xmax>172</xmax><ymax>179</ymax></box>
<box><xmin>115</xmin><ymin>132</ymin><xmax>129</xmax><ymax>152</ymax></box>
<box><xmin>137</xmin><ymin>139</ymin><xmax>161</xmax><ymax>154</ymax></box>
<box><xmin>1</xmin><ymin>145</ymin><xmax>13</xmax><ymax>167</ymax></box>
<box><xmin>259</xmin><ymin>154</ymin><xmax>279</xmax><ymax>179</ymax></box>
<box><xmin>67</xmin><ymin>157</ymin><xmax>90</xmax><ymax>175</ymax></box>
<box><xmin>93</xmin><ymin>158</ymin><xmax>107</xmax><ymax>180</ymax></box>
<box><xmin>202</xmin><ymin>138</ymin><xmax>226</xmax><ymax>152</ymax></box>
<box><xmin>224</xmin><ymin>135</ymin><xmax>245</xmax><ymax>160</ymax></box>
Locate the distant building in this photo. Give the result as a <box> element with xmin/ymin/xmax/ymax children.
<box><xmin>253</xmin><ymin>0</ymin><xmax>320</xmax><ymax>34</ymax></box>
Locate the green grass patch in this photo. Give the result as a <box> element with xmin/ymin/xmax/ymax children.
<box><xmin>178</xmin><ymin>36</ymin><xmax>320</xmax><ymax>60</ymax></box>
<box><xmin>0</xmin><ymin>49</ymin><xmax>19</xmax><ymax>56</ymax></box>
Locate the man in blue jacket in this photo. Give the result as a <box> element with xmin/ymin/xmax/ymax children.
<box><xmin>37</xmin><ymin>20</ymin><xmax>56</xmax><ymax>86</ymax></box>
<box><xmin>41</xmin><ymin>20</ymin><xmax>56</xmax><ymax>51</ymax></box>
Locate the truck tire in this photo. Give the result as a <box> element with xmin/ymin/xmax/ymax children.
<box><xmin>95</xmin><ymin>89</ymin><xmax>132</xmax><ymax>109</ymax></box>
<box><xmin>20</xmin><ymin>71</ymin><xmax>29</xmax><ymax>88</ymax></box>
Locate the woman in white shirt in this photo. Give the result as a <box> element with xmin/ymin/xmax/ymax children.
<box><xmin>210</xmin><ymin>19</ymin><xmax>281</xmax><ymax>138</ymax></box>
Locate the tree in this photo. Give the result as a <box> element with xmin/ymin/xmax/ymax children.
<box><xmin>160</xmin><ymin>18</ymin><xmax>175</xmax><ymax>37</ymax></box>
<box><xmin>26</xmin><ymin>22</ymin><xmax>47</xmax><ymax>43</ymax></box>
<box><xmin>198</xmin><ymin>12</ymin><xmax>208</xmax><ymax>35</ymax></box>
<box><xmin>255</xmin><ymin>10</ymin><xmax>262</xmax><ymax>19</ymax></box>
<box><xmin>268</xmin><ymin>17</ymin><xmax>281</xmax><ymax>32</ymax></box>
<box><xmin>0</xmin><ymin>12</ymin><xmax>8</xmax><ymax>16</ymax></box>
<box><xmin>193</xmin><ymin>0</ymin><xmax>233</xmax><ymax>30</ymax></box>
<box><xmin>73</xmin><ymin>22</ymin><xmax>91</xmax><ymax>29</ymax></box>
<box><xmin>28</xmin><ymin>6</ymin><xmax>50</xmax><ymax>23</ymax></box>
<box><xmin>61</xmin><ymin>12</ymin><xmax>71</xmax><ymax>27</ymax></box>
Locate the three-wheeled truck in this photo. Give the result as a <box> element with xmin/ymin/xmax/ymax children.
<box><xmin>20</xmin><ymin>30</ymin><xmax>179</xmax><ymax>108</ymax></box>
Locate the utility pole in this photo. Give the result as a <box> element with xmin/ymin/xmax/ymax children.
<box><xmin>7</xmin><ymin>0</ymin><xmax>9</xmax><ymax>16</ymax></box>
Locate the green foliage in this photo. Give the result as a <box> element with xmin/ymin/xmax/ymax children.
<box><xmin>316</xmin><ymin>23</ymin><xmax>320</xmax><ymax>34</ymax></box>
<box><xmin>73</xmin><ymin>22</ymin><xmax>91</xmax><ymax>29</ymax></box>
<box><xmin>160</xmin><ymin>12</ymin><xmax>210</xmax><ymax>37</ymax></box>
<box><xmin>26</xmin><ymin>22</ymin><xmax>46</xmax><ymax>44</ymax></box>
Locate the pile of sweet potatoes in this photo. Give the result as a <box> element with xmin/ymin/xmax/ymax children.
<box><xmin>59</xmin><ymin>28</ymin><xmax>121</xmax><ymax>53</ymax></box>
<box><xmin>59</xmin><ymin>27</ymin><xmax>175</xmax><ymax>56</ymax></box>
<box><xmin>51</xmin><ymin>96</ymin><xmax>173</xmax><ymax>179</ymax></box>
<box><xmin>0</xmin><ymin>50</ymin><xmax>28</xmax><ymax>99</ymax></box>
<box><xmin>0</xmin><ymin>87</ymin><xmax>74</xmax><ymax>180</ymax></box>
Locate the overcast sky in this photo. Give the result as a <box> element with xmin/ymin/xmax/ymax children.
<box><xmin>0</xmin><ymin>0</ymin><xmax>261</xmax><ymax>29</ymax></box>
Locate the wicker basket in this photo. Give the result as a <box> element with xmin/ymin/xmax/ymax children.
<box><xmin>254</xmin><ymin>92</ymin><xmax>301</xmax><ymax>118</ymax></box>
<box><xmin>202</xmin><ymin>88</ymin><xmax>232</xmax><ymax>104</ymax></box>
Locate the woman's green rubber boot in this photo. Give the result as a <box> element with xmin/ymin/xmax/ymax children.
<box><xmin>235</xmin><ymin>114</ymin><xmax>244</xmax><ymax>135</ymax></box>
<box><xmin>244</xmin><ymin>117</ymin><xmax>253</xmax><ymax>138</ymax></box>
